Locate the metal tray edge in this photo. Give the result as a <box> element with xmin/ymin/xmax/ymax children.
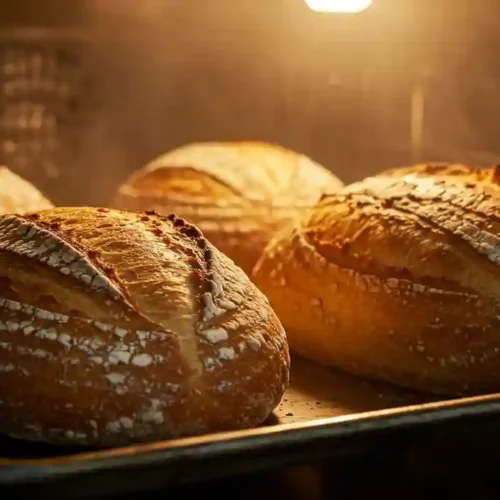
<box><xmin>2</xmin><ymin>392</ymin><xmax>500</xmax><ymax>485</ymax></box>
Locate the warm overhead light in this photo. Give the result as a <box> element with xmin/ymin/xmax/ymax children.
<box><xmin>304</xmin><ymin>0</ymin><xmax>372</xmax><ymax>13</ymax></box>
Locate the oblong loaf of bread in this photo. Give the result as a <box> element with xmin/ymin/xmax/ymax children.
<box><xmin>0</xmin><ymin>207</ymin><xmax>289</xmax><ymax>445</ymax></box>
<box><xmin>0</xmin><ymin>167</ymin><xmax>53</xmax><ymax>214</ymax></box>
<box><xmin>111</xmin><ymin>141</ymin><xmax>343</xmax><ymax>274</ymax></box>
<box><xmin>253</xmin><ymin>163</ymin><xmax>500</xmax><ymax>396</ymax></box>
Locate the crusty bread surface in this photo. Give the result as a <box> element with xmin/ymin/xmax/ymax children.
<box><xmin>0</xmin><ymin>207</ymin><xmax>289</xmax><ymax>446</ymax></box>
<box><xmin>111</xmin><ymin>141</ymin><xmax>343</xmax><ymax>274</ymax></box>
<box><xmin>253</xmin><ymin>163</ymin><xmax>500</xmax><ymax>396</ymax></box>
<box><xmin>0</xmin><ymin>166</ymin><xmax>53</xmax><ymax>214</ymax></box>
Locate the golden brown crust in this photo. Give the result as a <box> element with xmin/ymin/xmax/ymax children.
<box><xmin>383</xmin><ymin>161</ymin><xmax>500</xmax><ymax>182</ymax></box>
<box><xmin>253</xmin><ymin>163</ymin><xmax>500</xmax><ymax>396</ymax></box>
<box><xmin>110</xmin><ymin>142</ymin><xmax>343</xmax><ymax>274</ymax></box>
<box><xmin>0</xmin><ymin>207</ymin><xmax>289</xmax><ymax>445</ymax></box>
<box><xmin>0</xmin><ymin>167</ymin><xmax>53</xmax><ymax>214</ymax></box>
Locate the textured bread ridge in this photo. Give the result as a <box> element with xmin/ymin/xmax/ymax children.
<box><xmin>253</xmin><ymin>163</ymin><xmax>500</xmax><ymax>396</ymax></box>
<box><xmin>115</xmin><ymin>141</ymin><xmax>343</xmax><ymax>206</ymax></box>
<box><xmin>383</xmin><ymin>162</ymin><xmax>500</xmax><ymax>188</ymax></box>
<box><xmin>110</xmin><ymin>142</ymin><xmax>343</xmax><ymax>275</ymax></box>
<box><xmin>0</xmin><ymin>207</ymin><xmax>289</xmax><ymax>445</ymax></box>
<box><xmin>0</xmin><ymin>167</ymin><xmax>53</xmax><ymax>214</ymax></box>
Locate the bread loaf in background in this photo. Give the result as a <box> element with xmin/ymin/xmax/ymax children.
<box><xmin>0</xmin><ymin>207</ymin><xmax>289</xmax><ymax>446</ymax></box>
<box><xmin>253</xmin><ymin>163</ymin><xmax>500</xmax><ymax>396</ymax></box>
<box><xmin>110</xmin><ymin>141</ymin><xmax>343</xmax><ymax>274</ymax></box>
<box><xmin>0</xmin><ymin>167</ymin><xmax>53</xmax><ymax>213</ymax></box>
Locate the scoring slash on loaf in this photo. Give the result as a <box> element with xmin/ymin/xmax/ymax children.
<box><xmin>110</xmin><ymin>141</ymin><xmax>343</xmax><ymax>275</ymax></box>
<box><xmin>0</xmin><ymin>167</ymin><xmax>53</xmax><ymax>214</ymax></box>
<box><xmin>253</xmin><ymin>162</ymin><xmax>500</xmax><ymax>396</ymax></box>
<box><xmin>0</xmin><ymin>207</ymin><xmax>289</xmax><ymax>446</ymax></box>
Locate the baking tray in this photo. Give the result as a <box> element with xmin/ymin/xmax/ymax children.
<box><xmin>2</xmin><ymin>354</ymin><xmax>500</xmax><ymax>497</ymax></box>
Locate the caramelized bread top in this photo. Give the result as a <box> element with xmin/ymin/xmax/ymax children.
<box><xmin>0</xmin><ymin>207</ymin><xmax>289</xmax><ymax>444</ymax></box>
<box><xmin>303</xmin><ymin>163</ymin><xmax>500</xmax><ymax>298</ymax></box>
<box><xmin>114</xmin><ymin>141</ymin><xmax>343</xmax><ymax>208</ymax></box>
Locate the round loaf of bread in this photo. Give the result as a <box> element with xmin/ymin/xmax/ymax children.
<box><xmin>0</xmin><ymin>206</ymin><xmax>289</xmax><ymax>446</ymax></box>
<box><xmin>0</xmin><ymin>167</ymin><xmax>52</xmax><ymax>214</ymax></box>
<box><xmin>110</xmin><ymin>141</ymin><xmax>343</xmax><ymax>275</ymax></box>
<box><xmin>253</xmin><ymin>163</ymin><xmax>500</xmax><ymax>396</ymax></box>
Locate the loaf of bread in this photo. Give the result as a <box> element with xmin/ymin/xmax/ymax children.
<box><xmin>110</xmin><ymin>141</ymin><xmax>343</xmax><ymax>274</ymax></box>
<box><xmin>0</xmin><ymin>207</ymin><xmax>289</xmax><ymax>446</ymax></box>
<box><xmin>253</xmin><ymin>162</ymin><xmax>500</xmax><ymax>396</ymax></box>
<box><xmin>0</xmin><ymin>166</ymin><xmax>52</xmax><ymax>214</ymax></box>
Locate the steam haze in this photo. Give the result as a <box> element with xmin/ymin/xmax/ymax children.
<box><xmin>2</xmin><ymin>0</ymin><xmax>499</xmax><ymax>205</ymax></box>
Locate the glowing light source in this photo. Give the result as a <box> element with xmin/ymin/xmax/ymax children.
<box><xmin>304</xmin><ymin>0</ymin><xmax>372</xmax><ymax>13</ymax></box>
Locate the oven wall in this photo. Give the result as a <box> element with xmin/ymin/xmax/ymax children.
<box><xmin>0</xmin><ymin>0</ymin><xmax>499</xmax><ymax>204</ymax></box>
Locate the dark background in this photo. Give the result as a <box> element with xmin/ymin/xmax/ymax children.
<box><xmin>0</xmin><ymin>0</ymin><xmax>499</xmax><ymax>205</ymax></box>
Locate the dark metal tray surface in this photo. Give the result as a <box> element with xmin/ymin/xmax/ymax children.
<box><xmin>2</xmin><ymin>354</ymin><xmax>500</xmax><ymax>498</ymax></box>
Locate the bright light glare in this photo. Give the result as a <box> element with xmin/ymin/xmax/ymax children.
<box><xmin>304</xmin><ymin>0</ymin><xmax>372</xmax><ymax>13</ymax></box>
